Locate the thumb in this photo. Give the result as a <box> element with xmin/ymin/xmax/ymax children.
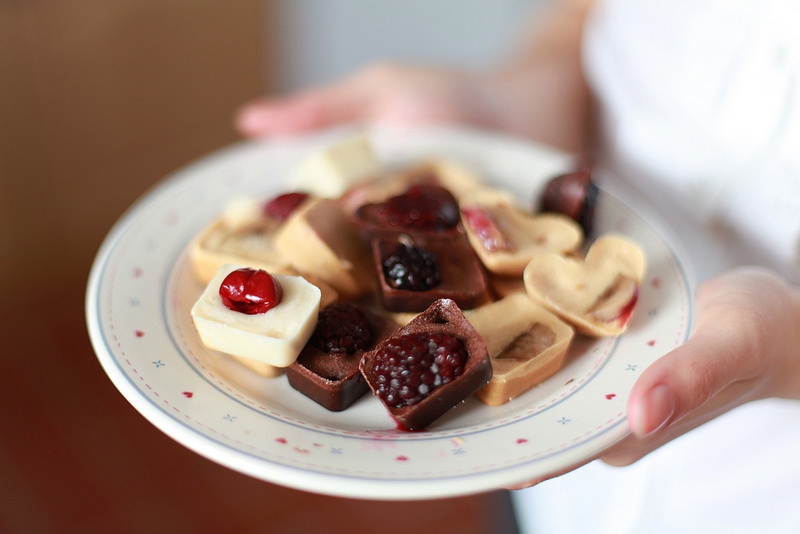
<box><xmin>627</xmin><ymin>275</ymin><xmax>770</xmax><ymax>439</ymax></box>
<box><xmin>601</xmin><ymin>326</ymin><xmax>758</xmax><ymax>466</ymax></box>
<box><xmin>600</xmin><ymin>269</ymin><xmax>792</xmax><ymax>466</ymax></box>
<box><xmin>626</xmin><ymin>331</ymin><xmax>744</xmax><ymax>438</ymax></box>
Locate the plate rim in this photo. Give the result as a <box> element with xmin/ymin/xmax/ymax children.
<box><xmin>85</xmin><ymin>125</ymin><xmax>694</xmax><ymax>499</ymax></box>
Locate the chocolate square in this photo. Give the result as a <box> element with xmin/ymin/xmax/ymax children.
<box><xmin>286</xmin><ymin>304</ymin><xmax>399</xmax><ymax>411</ymax></box>
<box><xmin>373</xmin><ymin>234</ymin><xmax>490</xmax><ymax>313</ymax></box>
<box><xmin>359</xmin><ymin>299</ymin><xmax>492</xmax><ymax>430</ymax></box>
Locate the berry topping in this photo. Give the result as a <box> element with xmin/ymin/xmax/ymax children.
<box><xmin>539</xmin><ymin>167</ymin><xmax>598</xmax><ymax>235</ymax></box>
<box><xmin>382</xmin><ymin>243</ymin><xmax>441</xmax><ymax>291</ymax></box>
<box><xmin>370</xmin><ymin>332</ymin><xmax>467</xmax><ymax>408</ymax></box>
<box><xmin>461</xmin><ymin>205</ymin><xmax>514</xmax><ymax>252</ymax></box>
<box><xmin>219</xmin><ymin>268</ymin><xmax>282</xmax><ymax>314</ymax></box>
<box><xmin>263</xmin><ymin>192</ymin><xmax>309</xmax><ymax>221</ymax></box>
<box><xmin>380</xmin><ymin>185</ymin><xmax>459</xmax><ymax>230</ymax></box>
<box><xmin>311</xmin><ymin>303</ymin><xmax>374</xmax><ymax>355</ymax></box>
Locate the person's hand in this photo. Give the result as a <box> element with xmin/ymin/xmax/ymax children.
<box><xmin>600</xmin><ymin>267</ymin><xmax>800</xmax><ymax>465</ymax></box>
<box><xmin>235</xmin><ymin>60</ymin><xmax>591</xmax><ymax>152</ymax></box>
<box><xmin>508</xmin><ymin>267</ymin><xmax>800</xmax><ymax>489</ymax></box>
<box><xmin>235</xmin><ymin>64</ymin><xmax>505</xmax><ymax>138</ymax></box>
<box><xmin>235</xmin><ymin>1</ymin><xmax>592</xmax><ymax>149</ymax></box>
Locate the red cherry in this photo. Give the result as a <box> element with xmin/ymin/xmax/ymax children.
<box><xmin>219</xmin><ymin>268</ymin><xmax>283</xmax><ymax>314</ymax></box>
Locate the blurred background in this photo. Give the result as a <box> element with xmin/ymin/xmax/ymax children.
<box><xmin>1</xmin><ymin>1</ymin><xmax>541</xmax><ymax>532</ymax></box>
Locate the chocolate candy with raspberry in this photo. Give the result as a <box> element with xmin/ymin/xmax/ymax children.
<box><xmin>360</xmin><ymin>299</ymin><xmax>491</xmax><ymax>431</ymax></box>
<box><xmin>352</xmin><ymin>184</ymin><xmax>462</xmax><ymax>241</ymax></box>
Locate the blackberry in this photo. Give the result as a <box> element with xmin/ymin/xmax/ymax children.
<box><xmin>382</xmin><ymin>243</ymin><xmax>441</xmax><ymax>291</ymax></box>
<box><xmin>311</xmin><ymin>303</ymin><xmax>373</xmax><ymax>355</ymax></box>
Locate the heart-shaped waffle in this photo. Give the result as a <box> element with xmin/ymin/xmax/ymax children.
<box><xmin>523</xmin><ymin>234</ymin><xmax>646</xmax><ymax>336</ymax></box>
<box><xmin>461</xmin><ymin>198</ymin><xmax>583</xmax><ymax>276</ymax></box>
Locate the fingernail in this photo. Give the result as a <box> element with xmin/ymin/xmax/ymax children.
<box><xmin>631</xmin><ymin>384</ymin><xmax>675</xmax><ymax>437</ymax></box>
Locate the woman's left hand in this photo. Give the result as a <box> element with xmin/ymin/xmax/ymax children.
<box><xmin>601</xmin><ymin>267</ymin><xmax>800</xmax><ymax>466</ymax></box>
<box><xmin>509</xmin><ymin>267</ymin><xmax>800</xmax><ymax>489</ymax></box>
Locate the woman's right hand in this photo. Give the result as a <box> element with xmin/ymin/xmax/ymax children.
<box><xmin>235</xmin><ymin>2</ymin><xmax>593</xmax><ymax>151</ymax></box>
<box><xmin>235</xmin><ymin>64</ymin><xmax>504</xmax><ymax>139</ymax></box>
<box><xmin>235</xmin><ymin>61</ymin><xmax>591</xmax><ymax>154</ymax></box>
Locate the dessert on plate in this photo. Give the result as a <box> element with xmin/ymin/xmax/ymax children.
<box><xmin>188</xmin><ymin>134</ymin><xmax>646</xmax><ymax>429</ymax></box>
<box><xmin>286</xmin><ymin>302</ymin><xmax>399</xmax><ymax>412</ymax></box>
<box><xmin>523</xmin><ymin>234</ymin><xmax>646</xmax><ymax>336</ymax></box>
<box><xmin>191</xmin><ymin>265</ymin><xmax>321</xmax><ymax>377</ymax></box>
<box><xmin>373</xmin><ymin>233</ymin><xmax>490</xmax><ymax>313</ymax></box>
<box><xmin>359</xmin><ymin>298</ymin><xmax>492</xmax><ymax>431</ymax></box>
<box><xmin>273</xmin><ymin>197</ymin><xmax>373</xmax><ymax>299</ymax></box>
<box><xmin>465</xmin><ymin>293</ymin><xmax>575</xmax><ymax>406</ymax></box>
<box><xmin>460</xmin><ymin>193</ymin><xmax>583</xmax><ymax>276</ymax></box>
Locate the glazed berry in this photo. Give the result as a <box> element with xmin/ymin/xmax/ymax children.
<box><xmin>461</xmin><ymin>206</ymin><xmax>514</xmax><ymax>252</ymax></box>
<box><xmin>370</xmin><ymin>332</ymin><xmax>467</xmax><ymax>408</ymax></box>
<box><xmin>263</xmin><ymin>192</ymin><xmax>309</xmax><ymax>221</ymax></box>
<box><xmin>219</xmin><ymin>268</ymin><xmax>282</xmax><ymax>314</ymax></box>
<box><xmin>311</xmin><ymin>303</ymin><xmax>373</xmax><ymax>355</ymax></box>
<box><xmin>381</xmin><ymin>185</ymin><xmax>459</xmax><ymax>230</ymax></box>
<box><xmin>382</xmin><ymin>243</ymin><xmax>441</xmax><ymax>291</ymax></box>
<box><xmin>540</xmin><ymin>167</ymin><xmax>598</xmax><ymax>235</ymax></box>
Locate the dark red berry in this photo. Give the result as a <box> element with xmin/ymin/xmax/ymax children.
<box><xmin>539</xmin><ymin>167</ymin><xmax>598</xmax><ymax>235</ymax></box>
<box><xmin>311</xmin><ymin>303</ymin><xmax>373</xmax><ymax>355</ymax></box>
<box><xmin>380</xmin><ymin>185</ymin><xmax>459</xmax><ymax>231</ymax></box>
<box><xmin>370</xmin><ymin>332</ymin><xmax>467</xmax><ymax>408</ymax></box>
<box><xmin>219</xmin><ymin>268</ymin><xmax>282</xmax><ymax>314</ymax></box>
<box><xmin>382</xmin><ymin>243</ymin><xmax>441</xmax><ymax>291</ymax></box>
<box><xmin>263</xmin><ymin>192</ymin><xmax>309</xmax><ymax>221</ymax></box>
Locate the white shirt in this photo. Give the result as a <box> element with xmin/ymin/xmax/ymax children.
<box><xmin>514</xmin><ymin>0</ymin><xmax>800</xmax><ymax>532</ymax></box>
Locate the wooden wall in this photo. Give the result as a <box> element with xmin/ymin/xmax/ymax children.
<box><xmin>0</xmin><ymin>0</ymin><xmax>272</xmax><ymax>301</ymax></box>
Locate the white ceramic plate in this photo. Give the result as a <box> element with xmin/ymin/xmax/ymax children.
<box><xmin>86</xmin><ymin>126</ymin><xmax>693</xmax><ymax>500</ymax></box>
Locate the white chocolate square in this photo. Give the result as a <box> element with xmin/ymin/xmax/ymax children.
<box><xmin>290</xmin><ymin>134</ymin><xmax>381</xmax><ymax>198</ymax></box>
<box><xmin>191</xmin><ymin>265</ymin><xmax>321</xmax><ymax>367</ymax></box>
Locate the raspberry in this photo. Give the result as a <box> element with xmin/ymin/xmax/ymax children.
<box><xmin>218</xmin><ymin>268</ymin><xmax>282</xmax><ymax>314</ymax></box>
<box><xmin>310</xmin><ymin>303</ymin><xmax>373</xmax><ymax>355</ymax></box>
<box><xmin>382</xmin><ymin>243</ymin><xmax>441</xmax><ymax>291</ymax></box>
<box><xmin>380</xmin><ymin>185</ymin><xmax>459</xmax><ymax>230</ymax></box>
<box><xmin>370</xmin><ymin>332</ymin><xmax>467</xmax><ymax>408</ymax></box>
<box><xmin>263</xmin><ymin>191</ymin><xmax>309</xmax><ymax>221</ymax></box>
